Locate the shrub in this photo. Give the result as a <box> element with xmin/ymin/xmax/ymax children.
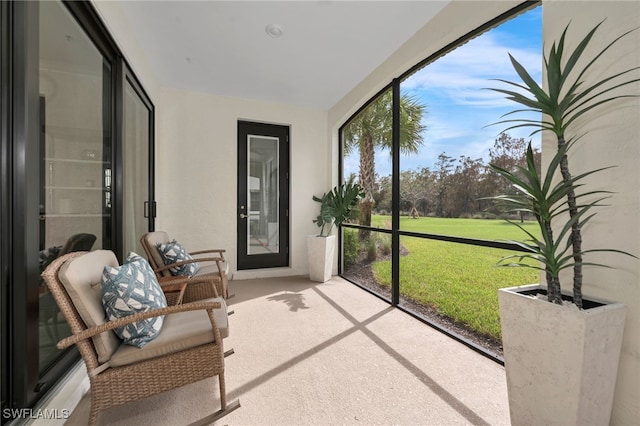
<box><xmin>379</xmin><ymin>234</ymin><xmax>391</xmax><ymax>256</ymax></box>
<box><xmin>343</xmin><ymin>228</ymin><xmax>359</xmax><ymax>268</ymax></box>
<box><xmin>366</xmin><ymin>238</ymin><xmax>377</xmax><ymax>261</ymax></box>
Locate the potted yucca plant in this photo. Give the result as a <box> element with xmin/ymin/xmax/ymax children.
<box><xmin>308</xmin><ymin>178</ymin><xmax>363</xmax><ymax>282</ymax></box>
<box><xmin>487</xmin><ymin>21</ymin><xmax>638</xmax><ymax>425</ymax></box>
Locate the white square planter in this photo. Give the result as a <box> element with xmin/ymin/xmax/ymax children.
<box><xmin>499</xmin><ymin>284</ymin><xmax>626</xmax><ymax>426</ymax></box>
<box><xmin>307</xmin><ymin>235</ymin><xmax>336</xmax><ymax>282</ymax></box>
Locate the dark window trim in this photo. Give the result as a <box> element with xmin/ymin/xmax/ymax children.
<box><xmin>64</xmin><ymin>0</ymin><xmax>158</xmax><ymax>259</ymax></box>
<box><xmin>1</xmin><ymin>0</ymin><xmax>11</xmax><ymax>415</ymax></box>
<box><xmin>65</xmin><ymin>0</ymin><xmax>121</xmax><ymax>257</ymax></box>
<box><xmin>9</xmin><ymin>0</ymin><xmax>48</xmax><ymax>408</ymax></box>
<box><xmin>337</xmin><ymin>0</ymin><xmax>540</xmax><ymax>365</ymax></box>
<box><xmin>124</xmin><ymin>68</ymin><xmax>156</xmax><ymax>232</ymax></box>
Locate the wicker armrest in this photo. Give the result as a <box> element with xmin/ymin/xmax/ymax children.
<box><xmin>160</xmin><ymin>280</ymin><xmax>188</xmax><ymax>305</ymax></box>
<box><xmin>157</xmin><ymin>275</ymin><xmax>216</xmax><ymax>287</ymax></box>
<box><xmin>190</xmin><ymin>248</ymin><xmax>226</xmax><ymax>257</ymax></box>
<box><xmin>160</xmin><ymin>280</ymin><xmax>188</xmax><ymax>293</ymax></box>
<box><xmin>154</xmin><ymin>257</ymin><xmax>224</xmax><ymax>275</ymax></box>
<box><xmin>57</xmin><ymin>300</ymin><xmax>222</xmax><ymax>350</ymax></box>
<box><xmin>159</xmin><ymin>275</ymin><xmax>220</xmax><ymax>300</ymax></box>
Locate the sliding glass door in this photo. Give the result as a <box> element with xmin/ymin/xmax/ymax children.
<box><xmin>0</xmin><ymin>0</ymin><xmax>156</xmax><ymax>412</ymax></box>
<box><xmin>38</xmin><ymin>0</ymin><xmax>112</xmax><ymax>373</ymax></box>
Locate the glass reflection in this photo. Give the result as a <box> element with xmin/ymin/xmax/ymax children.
<box><xmin>247</xmin><ymin>135</ymin><xmax>279</xmax><ymax>255</ymax></box>
<box><xmin>39</xmin><ymin>0</ymin><xmax>110</xmax><ymax>371</ymax></box>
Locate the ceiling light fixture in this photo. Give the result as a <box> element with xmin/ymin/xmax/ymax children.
<box><xmin>265</xmin><ymin>24</ymin><xmax>283</xmax><ymax>38</ymax></box>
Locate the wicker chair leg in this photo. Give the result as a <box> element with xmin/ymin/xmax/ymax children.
<box><xmin>219</xmin><ymin>373</ymin><xmax>227</xmax><ymax>409</ymax></box>
<box><xmin>88</xmin><ymin>405</ymin><xmax>99</xmax><ymax>426</ymax></box>
<box><xmin>187</xmin><ymin>400</ymin><xmax>241</xmax><ymax>426</ymax></box>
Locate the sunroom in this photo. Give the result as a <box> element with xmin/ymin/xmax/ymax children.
<box><xmin>2</xmin><ymin>1</ymin><xmax>638</xmax><ymax>424</ymax></box>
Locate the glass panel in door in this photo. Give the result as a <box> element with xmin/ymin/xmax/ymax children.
<box><xmin>123</xmin><ymin>79</ymin><xmax>151</xmax><ymax>255</ymax></box>
<box><xmin>248</xmin><ymin>135</ymin><xmax>279</xmax><ymax>255</ymax></box>
<box><xmin>38</xmin><ymin>0</ymin><xmax>111</xmax><ymax>372</ymax></box>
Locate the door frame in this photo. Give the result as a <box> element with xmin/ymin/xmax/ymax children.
<box><xmin>237</xmin><ymin>120</ymin><xmax>289</xmax><ymax>270</ymax></box>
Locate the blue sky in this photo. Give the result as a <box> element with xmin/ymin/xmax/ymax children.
<box><xmin>344</xmin><ymin>6</ymin><xmax>542</xmax><ymax>178</ymax></box>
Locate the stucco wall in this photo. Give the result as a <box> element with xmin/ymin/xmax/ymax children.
<box><xmin>155</xmin><ymin>88</ymin><xmax>328</xmax><ymax>279</ymax></box>
<box><xmin>94</xmin><ymin>0</ymin><xmax>330</xmax><ymax>280</ymax></box>
<box><xmin>93</xmin><ymin>0</ymin><xmax>161</xmax><ymax>101</ymax></box>
<box><xmin>542</xmin><ymin>2</ymin><xmax>640</xmax><ymax>423</ymax></box>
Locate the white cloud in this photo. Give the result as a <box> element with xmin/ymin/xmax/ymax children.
<box><xmin>403</xmin><ymin>32</ymin><xmax>542</xmax><ymax>109</ymax></box>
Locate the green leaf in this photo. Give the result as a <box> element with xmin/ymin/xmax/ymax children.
<box><xmin>312</xmin><ymin>177</ymin><xmax>364</xmax><ymax>236</ymax></box>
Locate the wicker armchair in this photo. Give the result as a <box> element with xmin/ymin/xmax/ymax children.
<box><xmin>41</xmin><ymin>250</ymin><xmax>239</xmax><ymax>425</ymax></box>
<box><xmin>140</xmin><ymin>231</ymin><xmax>230</xmax><ymax>299</ymax></box>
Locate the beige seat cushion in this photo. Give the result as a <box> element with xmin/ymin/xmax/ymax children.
<box><xmin>58</xmin><ymin>250</ymin><xmax>121</xmax><ymax>363</ymax></box>
<box><xmin>109</xmin><ymin>297</ymin><xmax>229</xmax><ymax>368</ymax></box>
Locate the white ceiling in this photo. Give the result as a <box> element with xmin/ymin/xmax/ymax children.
<box><xmin>115</xmin><ymin>1</ymin><xmax>449</xmax><ymax>110</ymax></box>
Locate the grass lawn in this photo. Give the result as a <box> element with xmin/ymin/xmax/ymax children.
<box><xmin>367</xmin><ymin>216</ymin><xmax>540</xmax><ymax>341</ymax></box>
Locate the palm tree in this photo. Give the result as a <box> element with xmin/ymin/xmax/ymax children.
<box><xmin>343</xmin><ymin>91</ymin><xmax>426</xmax><ymax>230</ymax></box>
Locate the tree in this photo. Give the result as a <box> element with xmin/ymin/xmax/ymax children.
<box><xmin>373</xmin><ymin>173</ymin><xmax>392</xmax><ymax>214</ymax></box>
<box><xmin>399</xmin><ymin>168</ymin><xmax>433</xmax><ymax>218</ymax></box>
<box><xmin>489</xmin><ymin>132</ymin><xmax>537</xmax><ymax>177</ymax></box>
<box><xmin>448</xmin><ymin>156</ymin><xmax>484</xmax><ymax>217</ymax></box>
<box><xmin>343</xmin><ymin>90</ymin><xmax>426</xmax><ymax>233</ymax></box>
<box><xmin>483</xmin><ymin>133</ymin><xmax>540</xmax><ymax>219</ymax></box>
<box><xmin>433</xmin><ymin>153</ymin><xmax>455</xmax><ymax>217</ymax></box>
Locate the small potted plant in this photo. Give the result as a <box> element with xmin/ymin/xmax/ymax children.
<box><xmin>487</xmin><ymin>21</ymin><xmax>638</xmax><ymax>425</ymax></box>
<box><xmin>308</xmin><ymin>177</ymin><xmax>364</xmax><ymax>282</ymax></box>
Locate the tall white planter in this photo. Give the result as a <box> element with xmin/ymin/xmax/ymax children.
<box><xmin>307</xmin><ymin>235</ymin><xmax>335</xmax><ymax>282</ymax></box>
<box><xmin>499</xmin><ymin>284</ymin><xmax>626</xmax><ymax>426</ymax></box>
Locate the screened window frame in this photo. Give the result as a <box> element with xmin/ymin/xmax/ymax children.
<box><xmin>338</xmin><ymin>0</ymin><xmax>541</xmax><ymax>364</ymax></box>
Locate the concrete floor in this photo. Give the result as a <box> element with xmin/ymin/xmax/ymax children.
<box><xmin>67</xmin><ymin>275</ymin><xmax>510</xmax><ymax>425</ymax></box>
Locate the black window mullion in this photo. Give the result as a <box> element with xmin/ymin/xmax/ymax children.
<box><xmin>112</xmin><ymin>58</ymin><xmax>123</xmax><ymax>259</ymax></box>
<box><xmin>10</xmin><ymin>0</ymin><xmax>41</xmax><ymax>409</ymax></box>
<box><xmin>391</xmin><ymin>79</ymin><xmax>401</xmax><ymax>306</ymax></box>
<box><xmin>0</xmin><ymin>0</ymin><xmax>11</xmax><ymax>415</ymax></box>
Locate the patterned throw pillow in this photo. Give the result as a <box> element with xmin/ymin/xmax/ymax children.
<box><xmin>156</xmin><ymin>240</ymin><xmax>200</xmax><ymax>276</ymax></box>
<box><xmin>101</xmin><ymin>252</ymin><xmax>168</xmax><ymax>347</ymax></box>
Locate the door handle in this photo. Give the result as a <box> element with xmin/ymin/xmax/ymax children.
<box><xmin>239</xmin><ymin>213</ymin><xmax>247</xmax><ymax>219</ymax></box>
